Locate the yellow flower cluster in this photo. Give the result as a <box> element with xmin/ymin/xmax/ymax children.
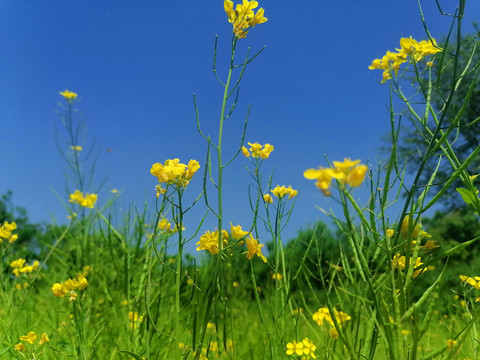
<box><xmin>150</xmin><ymin>158</ymin><xmax>200</xmax><ymax>196</ymax></box>
<box><xmin>271</xmin><ymin>185</ymin><xmax>298</xmax><ymax>199</ymax></box>
<box><xmin>304</xmin><ymin>158</ymin><xmax>368</xmax><ymax>196</ymax></box>
<box><xmin>312</xmin><ymin>307</ymin><xmax>351</xmax><ymax>339</ymax></box>
<box><xmin>69</xmin><ymin>190</ymin><xmax>98</xmax><ymax>208</ymax></box>
<box><xmin>224</xmin><ymin>0</ymin><xmax>267</xmax><ymax>39</ymax></box>
<box><xmin>459</xmin><ymin>275</ymin><xmax>480</xmax><ymax>290</ymax></box>
<box><xmin>71</xmin><ymin>145</ymin><xmax>82</xmax><ymax>151</ymax></box>
<box><xmin>59</xmin><ymin>89</ymin><xmax>78</xmax><ymax>101</ymax></box>
<box><xmin>10</xmin><ymin>258</ymin><xmax>40</xmax><ymax>277</ymax></box>
<box><xmin>14</xmin><ymin>332</ymin><xmax>49</xmax><ymax>352</ymax></box>
<box><xmin>196</xmin><ymin>230</ymin><xmax>229</xmax><ymax>255</ymax></box>
<box><xmin>242</xmin><ymin>142</ymin><xmax>274</xmax><ymax>159</ymax></box>
<box><xmin>392</xmin><ymin>253</ymin><xmax>428</xmax><ymax>278</ymax></box>
<box><xmin>51</xmin><ymin>274</ymin><xmax>88</xmax><ymax>300</ymax></box>
<box><xmin>158</xmin><ymin>218</ymin><xmax>183</xmax><ymax>234</ymax></box>
<box><xmin>128</xmin><ymin>311</ymin><xmax>144</xmax><ymax>330</ymax></box>
<box><xmin>285</xmin><ymin>338</ymin><xmax>317</xmax><ymax>359</ymax></box>
<box><xmin>368</xmin><ymin>37</ymin><xmax>442</xmax><ymax>83</ymax></box>
<box><xmin>246</xmin><ymin>233</ymin><xmax>267</xmax><ymax>262</ymax></box>
<box><xmin>0</xmin><ymin>221</ymin><xmax>18</xmax><ymax>243</ymax></box>
<box><xmin>196</xmin><ymin>225</ymin><xmax>267</xmax><ymax>262</ymax></box>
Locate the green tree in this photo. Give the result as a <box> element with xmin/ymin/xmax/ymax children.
<box><xmin>0</xmin><ymin>191</ymin><xmax>42</xmax><ymax>248</ymax></box>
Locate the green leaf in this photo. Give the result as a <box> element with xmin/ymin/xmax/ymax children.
<box><xmin>456</xmin><ymin>188</ymin><xmax>480</xmax><ymax>213</ymax></box>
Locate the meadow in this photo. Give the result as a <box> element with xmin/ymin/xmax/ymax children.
<box><xmin>1</xmin><ymin>1</ymin><xmax>480</xmax><ymax>359</ymax></box>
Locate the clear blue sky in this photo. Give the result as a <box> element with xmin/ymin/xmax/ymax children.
<box><xmin>1</xmin><ymin>1</ymin><xmax>479</xmax><ymax>252</ymax></box>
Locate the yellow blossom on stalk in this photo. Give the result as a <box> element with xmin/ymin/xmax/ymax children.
<box><xmin>224</xmin><ymin>0</ymin><xmax>267</xmax><ymax>39</ymax></box>
<box><xmin>369</xmin><ymin>37</ymin><xmax>441</xmax><ymax>83</ymax></box>
<box><xmin>272</xmin><ymin>272</ymin><xmax>283</xmax><ymax>280</ymax></box>
<box><xmin>0</xmin><ymin>221</ymin><xmax>18</xmax><ymax>243</ymax></box>
<box><xmin>128</xmin><ymin>311</ymin><xmax>144</xmax><ymax>330</ymax></box>
<box><xmin>69</xmin><ymin>190</ymin><xmax>98</xmax><ymax>208</ymax></box>
<box><xmin>150</xmin><ymin>158</ymin><xmax>200</xmax><ymax>195</ymax></box>
<box><xmin>20</xmin><ymin>332</ymin><xmax>37</xmax><ymax>344</ymax></box>
<box><xmin>71</xmin><ymin>145</ymin><xmax>82</xmax><ymax>151</ymax></box>
<box><xmin>304</xmin><ymin>158</ymin><xmax>367</xmax><ymax>195</ymax></box>
<box><xmin>421</xmin><ymin>240</ymin><xmax>440</xmax><ymax>252</ymax></box>
<box><xmin>285</xmin><ymin>338</ymin><xmax>317</xmax><ymax>358</ymax></box>
<box><xmin>196</xmin><ymin>230</ymin><xmax>229</xmax><ymax>255</ymax></box>
<box><xmin>158</xmin><ymin>218</ymin><xmax>182</xmax><ymax>234</ymax></box>
<box><xmin>459</xmin><ymin>275</ymin><xmax>480</xmax><ymax>290</ymax></box>
<box><xmin>312</xmin><ymin>307</ymin><xmax>351</xmax><ymax>328</ymax></box>
<box><xmin>386</xmin><ymin>229</ymin><xmax>395</xmax><ymax>238</ymax></box>
<box><xmin>245</xmin><ymin>234</ymin><xmax>267</xmax><ymax>262</ymax></box>
<box><xmin>400</xmin><ymin>216</ymin><xmax>420</xmax><ymax>238</ymax></box>
<box><xmin>263</xmin><ymin>193</ymin><xmax>273</xmax><ymax>203</ymax></box>
<box><xmin>39</xmin><ymin>333</ymin><xmax>49</xmax><ymax>345</ymax></box>
<box><xmin>52</xmin><ymin>274</ymin><xmax>88</xmax><ymax>298</ymax></box>
<box><xmin>446</xmin><ymin>339</ymin><xmax>457</xmax><ymax>350</ymax></box>
<box><xmin>14</xmin><ymin>343</ymin><xmax>26</xmax><ymax>351</ymax></box>
<box><xmin>10</xmin><ymin>259</ymin><xmax>39</xmax><ymax>277</ymax></box>
<box><xmin>59</xmin><ymin>89</ymin><xmax>78</xmax><ymax>100</ymax></box>
<box><xmin>271</xmin><ymin>185</ymin><xmax>298</xmax><ymax>199</ymax></box>
<box><xmin>243</xmin><ymin>142</ymin><xmax>274</xmax><ymax>159</ymax></box>
<box><xmin>230</xmin><ymin>223</ymin><xmax>249</xmax><ymax>240</ymax></box>
<box><xmin>392</xmin><ymin>253</ymin><xmax>427</xmax><ymax>278</ymax></box>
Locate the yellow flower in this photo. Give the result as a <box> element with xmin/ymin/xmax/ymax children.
<box><xmin>230</xmin><ymin>224</ymin><xmax>249</xmax><ymax>240</ymax></box>
<box><xmin>20</xmin><ymin>331</ymin><xmax>37</xmax><ymax>344</ymax></box>
<box><xmin>71</xmin><ymin>145</ymin><xmax>82</xmax><ymax>151</ymax></box>
<box><xmin>69</xmin><ymin>190</ymin><xmax>98</xmax><ymax>208</ymax></box>
<box><xmin>151</xmin><ymin>158</ymin><xmax>200</xmax><ymax>194</ymax></box>
<box><xmin>39</xmin><ymin>333</ymin><xmax>49</xmax><ymax>345</ymax></box>
<box><xmin>59</xmin><ymin>90</ymin><xmax>78</xmax><ymax>100</ymax></box>
<box><xmin>329</xmin><ymin>327</ymin><xmax>339</xmax><ymax>339</ymax></box>
<box><xmin>111</xmin><ymin>189</ymin><xmax>119</xmax><ymax>193</ymax></box>
<box><xmin>271</xmin><ymin>185</ymin><xmax>298</xmax><ymax>199</ymax></box>
<box><xmin>0</xmin><ymin>221</ymin><xmax>18</xmax><ymax>243</ymax></box>
<box><xmin>286</xmin><ymin>338</ymin><xmax>316</xmax><ymax>358</ymax></box>
<box><xmin>386</xmin><ymin>229</ymin><xmax>394</xmax><ymax>238</ymax></box>
<box><xmin>400</xmin><ymin>216</ymin><xmax>420</xmax><ymax>238</ymax></box>
<box><xmin>14</xmin><ymin>343</ymin><xmax>26</xmax><ymax>351</ymax></box>
<box><xmin>224</xmin><ymin>0</ymin><xmax>267</xmax><ymax>39</ymax></box>
<box><xmin>272</xmin><ymin>272</ymin><xmax>283</xmax><ymax>280</ymax></box>
<box><xmin>128</xmin><ymin>311</ymin><xmax>144</xmax><ymax>330</ymax></box>
<box><xmin>304</xmin><ymin>159</ymin><xmax>367</xmax><ymax>195</ymax></box>
<box><xmin>286</xmin><ymin>340</ymin><xmax>304</xmax><ymax>356</ymax></box>
<box><xmin>446</xmin><ymin>339</ymin><xmax>457</xmax><ymax>350</ymax></box>
<box><xmin>245</xmin><ymin>234</ymin><xmax>267</xmax><ymax>262</ymax></box>
<box><xmin>420</xmin><ymin>240</ymin><xmax>439</xmax><ymax>252</ymax></box>
<box><xmin>196</xmin><ymin>230</ymin><xmax>229</xmax><ymax>255</ymax></box>
<box><xmin>245</xmin><ymin>142</ymin><xmax>274</xmax><ymax>159</ymax></box>
<box><xmin>232</xmin><ymin>281</ymin><xmax>239</xmax><ymax>287</ymax></box>
<box><xmin>263</xmin><ymin>193</ymin><xmax>273</xmax><ymax>203</ymax></box>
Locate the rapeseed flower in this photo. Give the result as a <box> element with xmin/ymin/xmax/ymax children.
<box><xmin>245</xmin><ymin>234</ymin><xmax>267</xmax><ymax>262</ymax></box>
<box><xmin>224</xmin><ymin>0</ymin><xmax>267</xmax><ymax>39</ymax></box>
<box><xmin>286</xmin><ymin>338</ymin><xmax>317</xmax><ymax>358</ymax></box>
<box><xmin>52</xmin><ymin>274</ymin><xmax>88</xmax><ymax>299</ymax></box>
<box><xmin>71</xmin><ymin>145</ymin><xmax>82</xmax><ymax>151</ymax></box>
<box><xmin>59</xmin><ymin>90</ymin><xmax>78</xmax><ymax>101</ymax></box>
<box><xmin>128</xmin><ymin>311</ymin><xmax>144</xmax><ymax>330</ymax></box>
<box><xmin>20</xmin><ymin>332</ymin><xmax>37</xmax><ymax>344</ymax></box>
<box><xmin>242</xmin><ymin>142</ymin><xmax>274</xmax><ymax>159</ymax></box>
<box><xmin>304</xmin><ymin>158</ymin><xmax>367</xmax><ymax>195</ymax></box>
<box><xmin>369</xmin><ymin>37</ymin><xmax>442</xmax><ymax>83</ymax></box>
<box><xmin>230</xmin><ymin>223</ymin><xmax>249</xmax><ymax>240</ymax></box>
<box><xmin>151</xmin><ymin>159</ymin><xmax>200</xmax><ymax>196</ymax></box>
<box><xmin>10</xmin><ymin>259</ymin><xmax>39</xmax><ymax>277</ymax></box>
<box><xmin>14</xmin><ymin>343</ymin><xmax>26</xmax><ymax>351</ymax></box>
<box><xmin>196</xmin><ymin>230</ymin><xmax>229</xmax><ymax>255</ymax></box>
<box><xmin>459</xmin><ymin>275</ymin><xmax>480</xmax><ymax>290</ymax></box>
<box><xmin>0</xmin><ymin>221</ymin><xmax>18</xmax><ymax>243</ymax></box>
<box><xmin>271</xmin><ymin>185</ymin><xmax>298</xmax><ymax>199</ymax></box>
<box><xmin>69</xmin><ymin>190</ymin><xmax>98</xmax><ymax>208</ymax></box>
<box><xmin>312</xmin><ymin>307</ymin><xmax>351</xmax><ymax>328</ymax></box>
<box><xmin>263</xmin><ymin>193</ymin><xmax>273</xmax><ymax>203</ymax></box>
<box><xmin>392</xmin><ymin>253</ymin><xmax>427</xmax><ymax>278</ymax></box>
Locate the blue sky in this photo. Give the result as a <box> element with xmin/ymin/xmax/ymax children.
<box><xmin>1</xmin><ymin>1</ymin><xmax>479</xmax><ymax>252</ymax></box>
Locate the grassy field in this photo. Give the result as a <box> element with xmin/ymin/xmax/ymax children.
<box><xmin>2</xmin><ymin>1</ymin><xmax>480</xmax><ymax>359</ymax></box>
